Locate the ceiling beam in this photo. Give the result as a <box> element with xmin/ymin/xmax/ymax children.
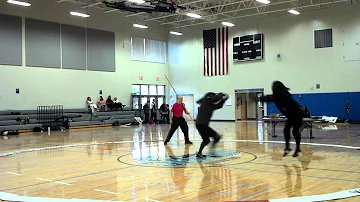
<box><xmin>145</xmin><ymin>0</ymin><xmax>245</xmax><ymax>21</ymax></box>
<box><xmin>175</xmin><ymin>0</ymin><xmax>348</xmax><ymax>28</ymax></box>
<box><xmin>125</xmin><ymin>0</ymin><xmax>210</xmax><ymax>18</ymax></box>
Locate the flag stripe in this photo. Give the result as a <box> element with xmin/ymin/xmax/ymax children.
<box><xmin>212</xmin><ymin>47</ymin><xmax>216</xmax><ymax>76</ymax></box>
<box><xmin>204</xmin><ymin>48</ymin><xmax>206</xmax><ymax>76</ymax></box>
<box><xmin>226</xmin><ymin>27</ymin><xmax>229</xmax><ymax>75</ymax></box>
<box><xmin>204</xmin><ymin>49</ymin><xmax>208</xmax><ymax>76</ymax></box>
<box><xmin>222</xmin><ymin>28</ymin><xmax>225</xmax><ymax>74</ymax></box>
<box><xmin>219</xmin><ymin>28</ymin><xmax>222</xmax><ymax>75</ymax></box>
<box><xmin>208</xmin><ymin>48</ymin><xmax>212</xmax><ymax>76</ymax></box>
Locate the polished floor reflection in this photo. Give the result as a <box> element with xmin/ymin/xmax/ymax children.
<box><xmin>0</xmin><ymin>121</ymin><xmax>359</xmax><ymax>201</ymax></box>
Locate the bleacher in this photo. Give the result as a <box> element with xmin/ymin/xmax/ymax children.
<box><xmin>0</xmin><ymin>107</ymin><xmax>138</xmax><ymax>133</ymax></box>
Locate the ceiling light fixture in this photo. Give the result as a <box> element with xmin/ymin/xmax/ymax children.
<box><xmin>222</xmin><ymin>22</ymin><xmax>235</xmax><ymax>27</ymax></box>
<box><xmin>288</xmin><ymin>9</ymin><xmax>300</xmax><ymax>15</ymax></box>
<box><xmin>133</xmin><ymin>24</ymin><xmax>148</xmax><ymax>29</ymax></box>
<box><xmin>170</xmin><ymin>31</ymin><xmax>182</xmax><ymax>36</ymax></box>
<box><xmin>256</xmin><ymin>0</ymin><xmax>271</xmax><ymax>4</ymax></box>
<box><xmin>186</xmin><ymin>13</ymin><xmax>201</xmax><ymax>19</ymax></box>
<box><xmin>7</xmin><ymin>0</ymin><xmax>31</xmax><ymax>7</ymax></box>
<box><xmin>70</xmin><ymin>12</ymin><xmax>90</xmax><ymax>18</ymax></box>
<box><xmin>128</xmin><ymin>0</ymin><xmax>145</xmax><ymax>4</ymax></box>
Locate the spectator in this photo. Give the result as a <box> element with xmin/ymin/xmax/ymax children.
<box><xmin>159</xmin><ymin>103</ymin><xmax>169</xmax><ymax>123</ymax></box>
<box><xmin>151</xmin><ymin>99</ymin><xmax>157</xmax><ymax>121</ymax></box>
<box><xmin>86</xmin><ymin>97</ymin><xmax>97</xmax><ymax>113</ymax></box>
<box><xmin>113</xmin><ymin>97</ymin><xmax>123</xmax><ymax>111</ymax></box>
<box><xmin>143</xmin><ymin>101</ymin><xmax>150</xmax><ymax>123</ymax></box>
<box><xmin>106</xmin><ymin>95</ymin><xmax>114</xmax><ymax>111</ymax></box>
<box><xmin>97</xmin><ymin>96</ymin><xmax>106</xmax><ymax>112</ymax></box>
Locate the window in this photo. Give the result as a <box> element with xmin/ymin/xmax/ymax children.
<box><xmin>157</xmin><ymin>85</ymin><xmax>165</xmax><ymax>96</ymax></box>
<box><xmin>131</xmin><ymin>84</ymin><xmax>166</xmax><ymax>110</ymax></box>
<box><xmin>149</xmin><ymin>85</ymin><xmax>157</xmax><ymax>95</ymax></box>
<box><xmin>141</xmin><ymin>85</ymin><xmax>149</xmax><ymax>95</ymax></box>
<box><xmin>131</xmin><ymin>37</ymin><xmax>166</xmax><ymax>64</ymax></box>
<box><xmin>132</xmin><ymin>85</ymin><xmax>140</xmax><ymax>95</ymax></box>
<box><xmin>157</xmin><ymin>97</ymin><xmax>164</xmax><ymax>107</ymax></box>
<box><xmin>314</xmin><ymin>29</ymin><xmax>333</xmax><ymax>49</ymax></box>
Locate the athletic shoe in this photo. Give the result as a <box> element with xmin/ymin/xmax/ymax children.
<box><xmin>196</xmin><ymin>153</ymin><xmax>207</xmax><ymax>158</ymax></box>
<box><xmin>185</xmin><ymin>141</ymin><xmax>193</xmax><ymax>145</ymax></box>
<box><xmin>283</xmin><ymin>148</ymin><xmax>292</xmax><ymax>157</ymax></box>
<box><xmin>293</xmin><ymin>150</ymin><xmax>301</xmax><ymax>157</ymax></box>
<box><xmin>182</xmin><ymin>154</ymin><xmax>189</xmax><ymax>158</ymax></box>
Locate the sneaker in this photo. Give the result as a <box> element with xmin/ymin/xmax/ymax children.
<box><xmin>283</xmin><ymin>148</ymin><xmax>292</xmax><ymax>157</ymax></box>
<box><xmin>182</xmin><ymin>154</ymin><xmax>189</xmax><ymax>158</ymax></box>
<box><xmin>185</xmin><ymin>141</ymin><xmax>193</xmax><ymax>145</ymax></box>
<box><xmin>293</xmin><ymin>150</ymin><xmax>301</xmax><ymax>157</ymax></box>
<box><xmin>196</xmin><ymin>153</ymin><xmax>207</xmax><ymax>158</ymax></box>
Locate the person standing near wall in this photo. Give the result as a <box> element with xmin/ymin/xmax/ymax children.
<box><xmin>151</xmin><ymin>99</ymin><xmax>157</xmax><ymax>121</ymax></box>
<box><xmin>164</xmin><ymin>96</ymin><xmax>192</xmax><ymax>145</ymax></box>
<box><xmin>143</xmin><ymin>101</ymin><xmax>150</xmax><ymax>124</ymax></box>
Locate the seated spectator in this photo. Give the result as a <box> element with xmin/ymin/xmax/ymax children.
<box><xmin>159</xmin><ymin>103</ymin><xmax>170</xmax><ymax>123</ymax></box>
<box><xmin>106</xmin><ymin>95</ymin><xmax>114</xmax><ymax>111</ymax></box>
<box><xmin>299</xmin><ymin>105</ymin><xmax>311</xmax><ymax>133</ymax></box>
<box><xmin>86</xmin><ymin>97</ymin><xmax>97</xmax><ymax>113</ymax></box>
<box><xmin>97</xmin><ymin>96</ymin><xmax>106</xmax><ymax>112</ymax></box>
<box><xmin>113</xmin><ymin>97</ymin><xmax>123</xmax><ymax>111</ymax></box>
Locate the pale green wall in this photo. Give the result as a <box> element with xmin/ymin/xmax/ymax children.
<box><xmin>168</xmin><ymin>4</ymin><xmax>360</xmax><ymax>120</ymax></box>
<box><xmin>0</xmin><ymin>0</ymin><xmax>168</xmax><ymax>110</ymax></box>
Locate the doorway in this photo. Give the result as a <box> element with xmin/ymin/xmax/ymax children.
<box><xmin>235</xmin><ymin>89</ymin><xmax>264</xmax><ymax>121</ymax></box>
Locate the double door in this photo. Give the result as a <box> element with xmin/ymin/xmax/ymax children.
<box><xmin>132</xmin><ymin>95</ymin><xmax>165</xmax><ymax>111</ymax></box>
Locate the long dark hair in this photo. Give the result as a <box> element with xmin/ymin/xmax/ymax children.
<box><xmin>272</xmin><ymin>81</ymin><xmax>291</xmax><ymax>96</ymax></box>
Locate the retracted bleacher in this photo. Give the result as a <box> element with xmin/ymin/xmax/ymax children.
<box><xmin>0</xmin><ymin>107</ymin><xmax>137</xmax><ymax>133</ymax></box>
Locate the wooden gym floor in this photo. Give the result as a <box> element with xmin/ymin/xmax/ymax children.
<box><xmin>0</xmin><ymin>121</ymin><xmax>359</xmax><ymax>202</ymax></box>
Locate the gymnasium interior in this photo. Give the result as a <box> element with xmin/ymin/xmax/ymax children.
<box><xmin>0</xmin><ymin>0</ymin><xmax>359</xmax><ymax>201</ymax></box>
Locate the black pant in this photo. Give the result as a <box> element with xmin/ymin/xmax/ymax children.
<box><xmin>284</xmin><ymin>117</ymin><xmax>302</xmax><ymax>151</ymax></box>
<box><xmin>144</xmin><ymin>113</ymin><xmax>150</xmax><ymax>123</ymax></box>
<box><xmin>165</xmin><ymin>116</ymin><xmax>190</xmax><ymax>143</ymax></box>
<box><xmin>151</xmin><ymin>110</ymin><xmax>157</xmax><ymax>121</ymax></box>
<box><xmin>196</xmin><ymin>124</ymin><xmax>221</xmax><ymax>154</ymax></box>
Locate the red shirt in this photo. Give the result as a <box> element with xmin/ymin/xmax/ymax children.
<box><xmin>171</xmin><ymin>103</ymin><xmax>185</xmax><ymax>117</ymax></box>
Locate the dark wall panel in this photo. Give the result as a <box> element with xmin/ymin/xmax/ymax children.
<box><xmin>87</xmin><ymin>28</ymin><xmax>115</xmax><ymax>72</ymax></box>
<box><xmin>0</xmin><ymin>14</ymin><xmax>22</xmax><ymax>66</ymax></box>
<box><xmin>61</xmin><ymin>24</ymin><xmax>86</xmax><ymax>70</ymax></box>
<box><xmin>25</xmin><ymin>18</ymin><xmax>61</xmax><ymax>68</ymax></box>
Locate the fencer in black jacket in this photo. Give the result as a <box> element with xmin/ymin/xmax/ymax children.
<box><xmin>265</xmin><ymin>81</ymin><xmax>303</xmax><ymax>157</ymax></box>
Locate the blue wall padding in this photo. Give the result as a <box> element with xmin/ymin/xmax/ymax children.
<box><xmin>266</xmin><ymin>92</ymin><xmax>360</xmax><ymax>121</ymax></box>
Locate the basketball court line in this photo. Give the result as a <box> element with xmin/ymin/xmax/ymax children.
<box><xmin>0</xmin><ymin>166</ymin><xmax>135</xmax><ymax>192</ymax></box>
<box><xmin>6</xmin><ymin>172</ymin><xmax>22</xmax><ymax>176</ymax></box>
<box><xmin>93</xmin><ymin>189</ymin><xmax>118</xmax><ymax>195</ymax></box>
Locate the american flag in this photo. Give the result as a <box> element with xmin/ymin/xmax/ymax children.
<box><xmin>203</xmin><ymin>27</ymin><xmax>229</xmax><ymax>77</ymax></box>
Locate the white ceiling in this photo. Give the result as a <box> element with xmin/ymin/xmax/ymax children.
<box><xmin>56</xmin><ymin>0</ymin><xmax>356</xmax><ymax>28</ymax></box>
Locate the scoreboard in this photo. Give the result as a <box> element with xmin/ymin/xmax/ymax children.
<box><xmin>233</xmin><ymin>33</ymin><xmax>263</xmax><ymax>62</ymax></box>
